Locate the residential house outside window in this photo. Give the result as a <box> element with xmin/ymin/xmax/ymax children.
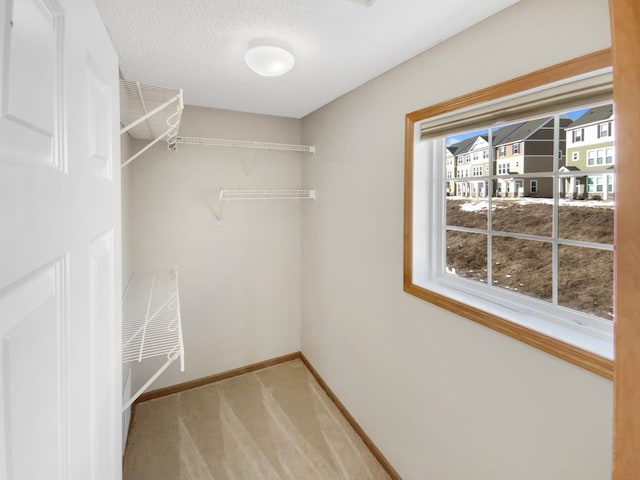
<box><xmin>513</xmin><ymin>143</ymin><xmax>520</xmax><ymax>154</ymax></box>
<box><xmin>498</xmin><ymin>146</ymin><xmax>506</xmax><ymax>157</ymax></box>
<box><xmin>530</xmin><ymin>179</ymin><xmax>538</xmax><ymax>193</ymax></box>
<box><xmin>498</xmin><ymin>163</ymin><xmax>509</xmax><ymax>174</ymax></box>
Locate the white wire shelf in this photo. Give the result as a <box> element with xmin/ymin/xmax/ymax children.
<box><xmin>120</xmin><ymin>79</ymin><xmax>184</xmax><ymax>168</ymax></box>
<box><xmin>220</xmin><ymin>189</ymin><xmax>316</xmax><ymax>201</ymax></box>
<box><xmin>176</xmin><ymin>136</ymin><xmax>315</xmax><ymax>154</ymax></box>
<box><xmin>122</xmin><ymin>268</ymin><xmax>184</xmax><ymax>411</ymax></box>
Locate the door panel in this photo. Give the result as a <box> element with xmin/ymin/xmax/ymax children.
<box><xmin>86</xmin><ymin>56</ymin><xmax>113</xmax><ymax>179</ymax></box>
<box><xmin>0</xmin><ymin>0</ymin><xmax>61</xmax><ymax>168</ymax></box>
<box><xmin>90</xmin><ymin>231</ymin><xmax>115</xmax><ymax>478</ymax></box>
<box><xmin>0</xmin><ymin>259</ymin><xmax>66</xmax><ymax>480</ymax></box>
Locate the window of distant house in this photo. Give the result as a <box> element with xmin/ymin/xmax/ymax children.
<box><xmin>587</xmin><ymin>147</ymin><xmax>615</xmax><ymax>166</ymax></box>
<box><xmin>483</xmin><ymin>150</ymin><xmax>489</xmax><ymax>159</ymax></box>
<box><xmin>598</xmin><ymin>122</ymin><xmax>611</xmax><ymax>138</ymax></box>
<box><xmin>405</xmin><ymin>55</ymin><xmax>614</xmax><ymax>374</ymax></box>
<box><xmin>573</xmin><ymin>128</ymin><xmax>584</xmax><ymax>142</ymax></box>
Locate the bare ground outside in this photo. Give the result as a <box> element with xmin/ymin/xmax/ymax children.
<box><xmin>446</xmin><ymin>199</ymin><xmax>614</xmax><ymax>319</ymax></box>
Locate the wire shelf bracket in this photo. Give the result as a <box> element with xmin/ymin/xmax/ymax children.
<box><xmin>120</xmin><ymin>80</ymin><xmax>184</xmax><ymax>169</ymax></box>
<box><xmin>121</xmin><ymin>267</ymin><xmax>185</xmax><ymax>412</ymax></box>
<box><xmin>175</xmin><ymin>136</ymin><xmax>315</xmax><ymax>154</ymax></box>
<box><xmin>210</xmin><ymin>189</ymin><xmax>316</xmax><ymax>225</ymax></box>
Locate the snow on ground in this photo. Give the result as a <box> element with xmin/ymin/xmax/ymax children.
<box><xmin>452</xmin><ymin>196</ymin><xmax>614</xmax><ymax>211</ymax></box>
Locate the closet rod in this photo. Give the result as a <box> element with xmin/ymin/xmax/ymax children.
<box><xmin>176</xmin><ymin>136</ymin><xmax>315</xmax><ymax>154</ymax></box>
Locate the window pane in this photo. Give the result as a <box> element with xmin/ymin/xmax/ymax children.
<box><xmin>558</xmin><ymin>188</ymin><xmax>614</xmax><ymax>243</ymax></box>
<box><xmin>492</xmin><ymin>237</ymin><xmax>552</xmax><ymax>301</ymax></box>
<box><xmin>446</xmin><ymin>198</ymin><xmax>487</xmax><ymax>229</ymax></box>
<box><xmin>446</xmin><ymin>231</ymin><xmax>487</xmax><ymax>283</ymax></box>
<box><xmin>558</xmin><ymin>245</ymin><xmax>613</xmax><ymax>320</ymax></box>
<box><xmin>491</xmin><ymin>199</ymin><xmax>553</xmax><ymax>237</ymax></box>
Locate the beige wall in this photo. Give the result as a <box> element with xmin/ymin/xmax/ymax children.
<box><xmin>300</xmin><ymin>0</ymin><xmax>612</xmax><ymax>479</ymax></box>
<box><xmin>125</xmin><ymin>106</ymin><xmax>303</xmax><ymax>392</ymax></box>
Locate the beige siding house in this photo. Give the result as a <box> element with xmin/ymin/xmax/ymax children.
<box><xmin>564</xmin><ymin>104</ymin><xmax>614</xmax><ymax>199</ymax></box>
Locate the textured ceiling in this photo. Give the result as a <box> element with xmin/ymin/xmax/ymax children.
<box><xmin>95</xmin><ymin>0</ymin><xmax>520</xmax><ymax>119</ymax></box>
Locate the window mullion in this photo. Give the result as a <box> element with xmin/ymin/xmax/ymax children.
<box><xmin>552</xmin><ymin>114</ymin><xmax>560</xmax><ymax>306</ymax></box>
<box><xmin>487</xmin><ymin>129</ymin><xmax>494</xmax><ymax>289</ymax></box>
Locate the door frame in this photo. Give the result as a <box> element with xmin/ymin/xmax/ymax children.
<box><xmin>609</xmin><ymin>0</ymin><xmax>640</xmax><ymax>478</ymax></box>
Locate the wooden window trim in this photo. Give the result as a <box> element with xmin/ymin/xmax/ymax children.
<box><xmin>404</xmin><ymin>49</ymin><xmax>614</xmax><ymax>380</ymax></box>
<box><xmin>610</xmin><ymin>0</ymin><xmax>640</xmax><ymax>477</ymax></box>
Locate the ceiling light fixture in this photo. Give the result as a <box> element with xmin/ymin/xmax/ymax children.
<box><xmin>245</xmin><ymin>45</ymin><xmax>295</xmax><ymax>77</ymax></box>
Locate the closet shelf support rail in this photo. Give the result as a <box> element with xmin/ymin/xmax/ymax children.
<box><xmin>220</xmin><ymin>189</ymin><xmax>316</xmax><ymax>201</ymax></box>
<box><xmin>176</xmin><ymin>136</ymin><xmax>315</xmax><ymax>154</ymax></box>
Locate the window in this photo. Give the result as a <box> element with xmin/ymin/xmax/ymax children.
<box><xmin>483</xmin><ymin>150</ymin><xmax>489</xmax><ymax>159</ymax></box>
<box><xmin>405</xmin><ymin>53</ymin><xmax>614</xmax><ymax>376</ymax></box>
<box><xmin>572</xmin><ymin>128</ymin><xmax>584</xmax><ymax>142</ymax></box>
<box><xmin>587</xmin><ymin>147</ymin><xmax>615</xmax><ymax>166</ymax></box>
<box><xmin>572</xmin><ymin>151</ymin><xmax>579</xmax><ymax>161</ymax></box>
<box><xmin>598</xmin><ymin>122</ymin><xmax>611</xmax><ymax>138</ymax></box>
<box><xmin>588</xmin><ymin>176</ymin><xmax>605</xmax><ymax>193</ymax></box>
<box><xmin>513</xmin><ymin>143</ymin><xmax>520</xmax><ymax>154</ymax></box>
<box><xmin>473</xmin><ymin>152</ymin><xmax>479</xmax><ymax>161</ymax></box>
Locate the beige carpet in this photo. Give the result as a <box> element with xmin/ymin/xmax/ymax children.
<box><xmin>124</xmin><ymin>359</ymin><xmax>391</xmax><ymax>480</ymax></box>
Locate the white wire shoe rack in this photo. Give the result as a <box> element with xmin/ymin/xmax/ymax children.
<box><xmin>122</xmin><ymin>267</ymin><xmax>184</xmax><ymax>411</ymax></box>
<box><xmin>120</xmin><ymin>79</ymin><xmax>184</xmax><ymax>168</ymax></box>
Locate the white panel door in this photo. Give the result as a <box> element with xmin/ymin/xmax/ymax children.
<box><xmin>0</xmin><ymin>0</ymin><xmax>121</xmax><ymax>479</ymax></box>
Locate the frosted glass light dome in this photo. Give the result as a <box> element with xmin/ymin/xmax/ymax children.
<box><xmin>245</xmin><ymin>45</ymin><xmax>295</xmax><ymax>77</ymax></box>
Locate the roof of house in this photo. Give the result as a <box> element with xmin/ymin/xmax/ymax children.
<box><xmin>559</xmin><ymin>165</ymin><xmax>581</xmax><ymax>172</ymax></box>
<box><xmin>493</xmin><ymin>116</ymin><xmax>574</xmax><ymax>146</ymax></box>
<box><xmin>494</xmin><ymin>117</ymin><xmax>556</xmax><ymax>145</ymax></box>
<box><xmin>446</xmin><ymin>114</ymin><xmax>575</xmax><ymax>153</ymax></box>
<box><xmin>567</xmin><ymin>105</ymin><xmax>614</xmax><ymax>129</ymax></box>
<box><xmin>446</xmin><ymin>135</ymin><xmax>484</xmax><ymax>156</ymax></box>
